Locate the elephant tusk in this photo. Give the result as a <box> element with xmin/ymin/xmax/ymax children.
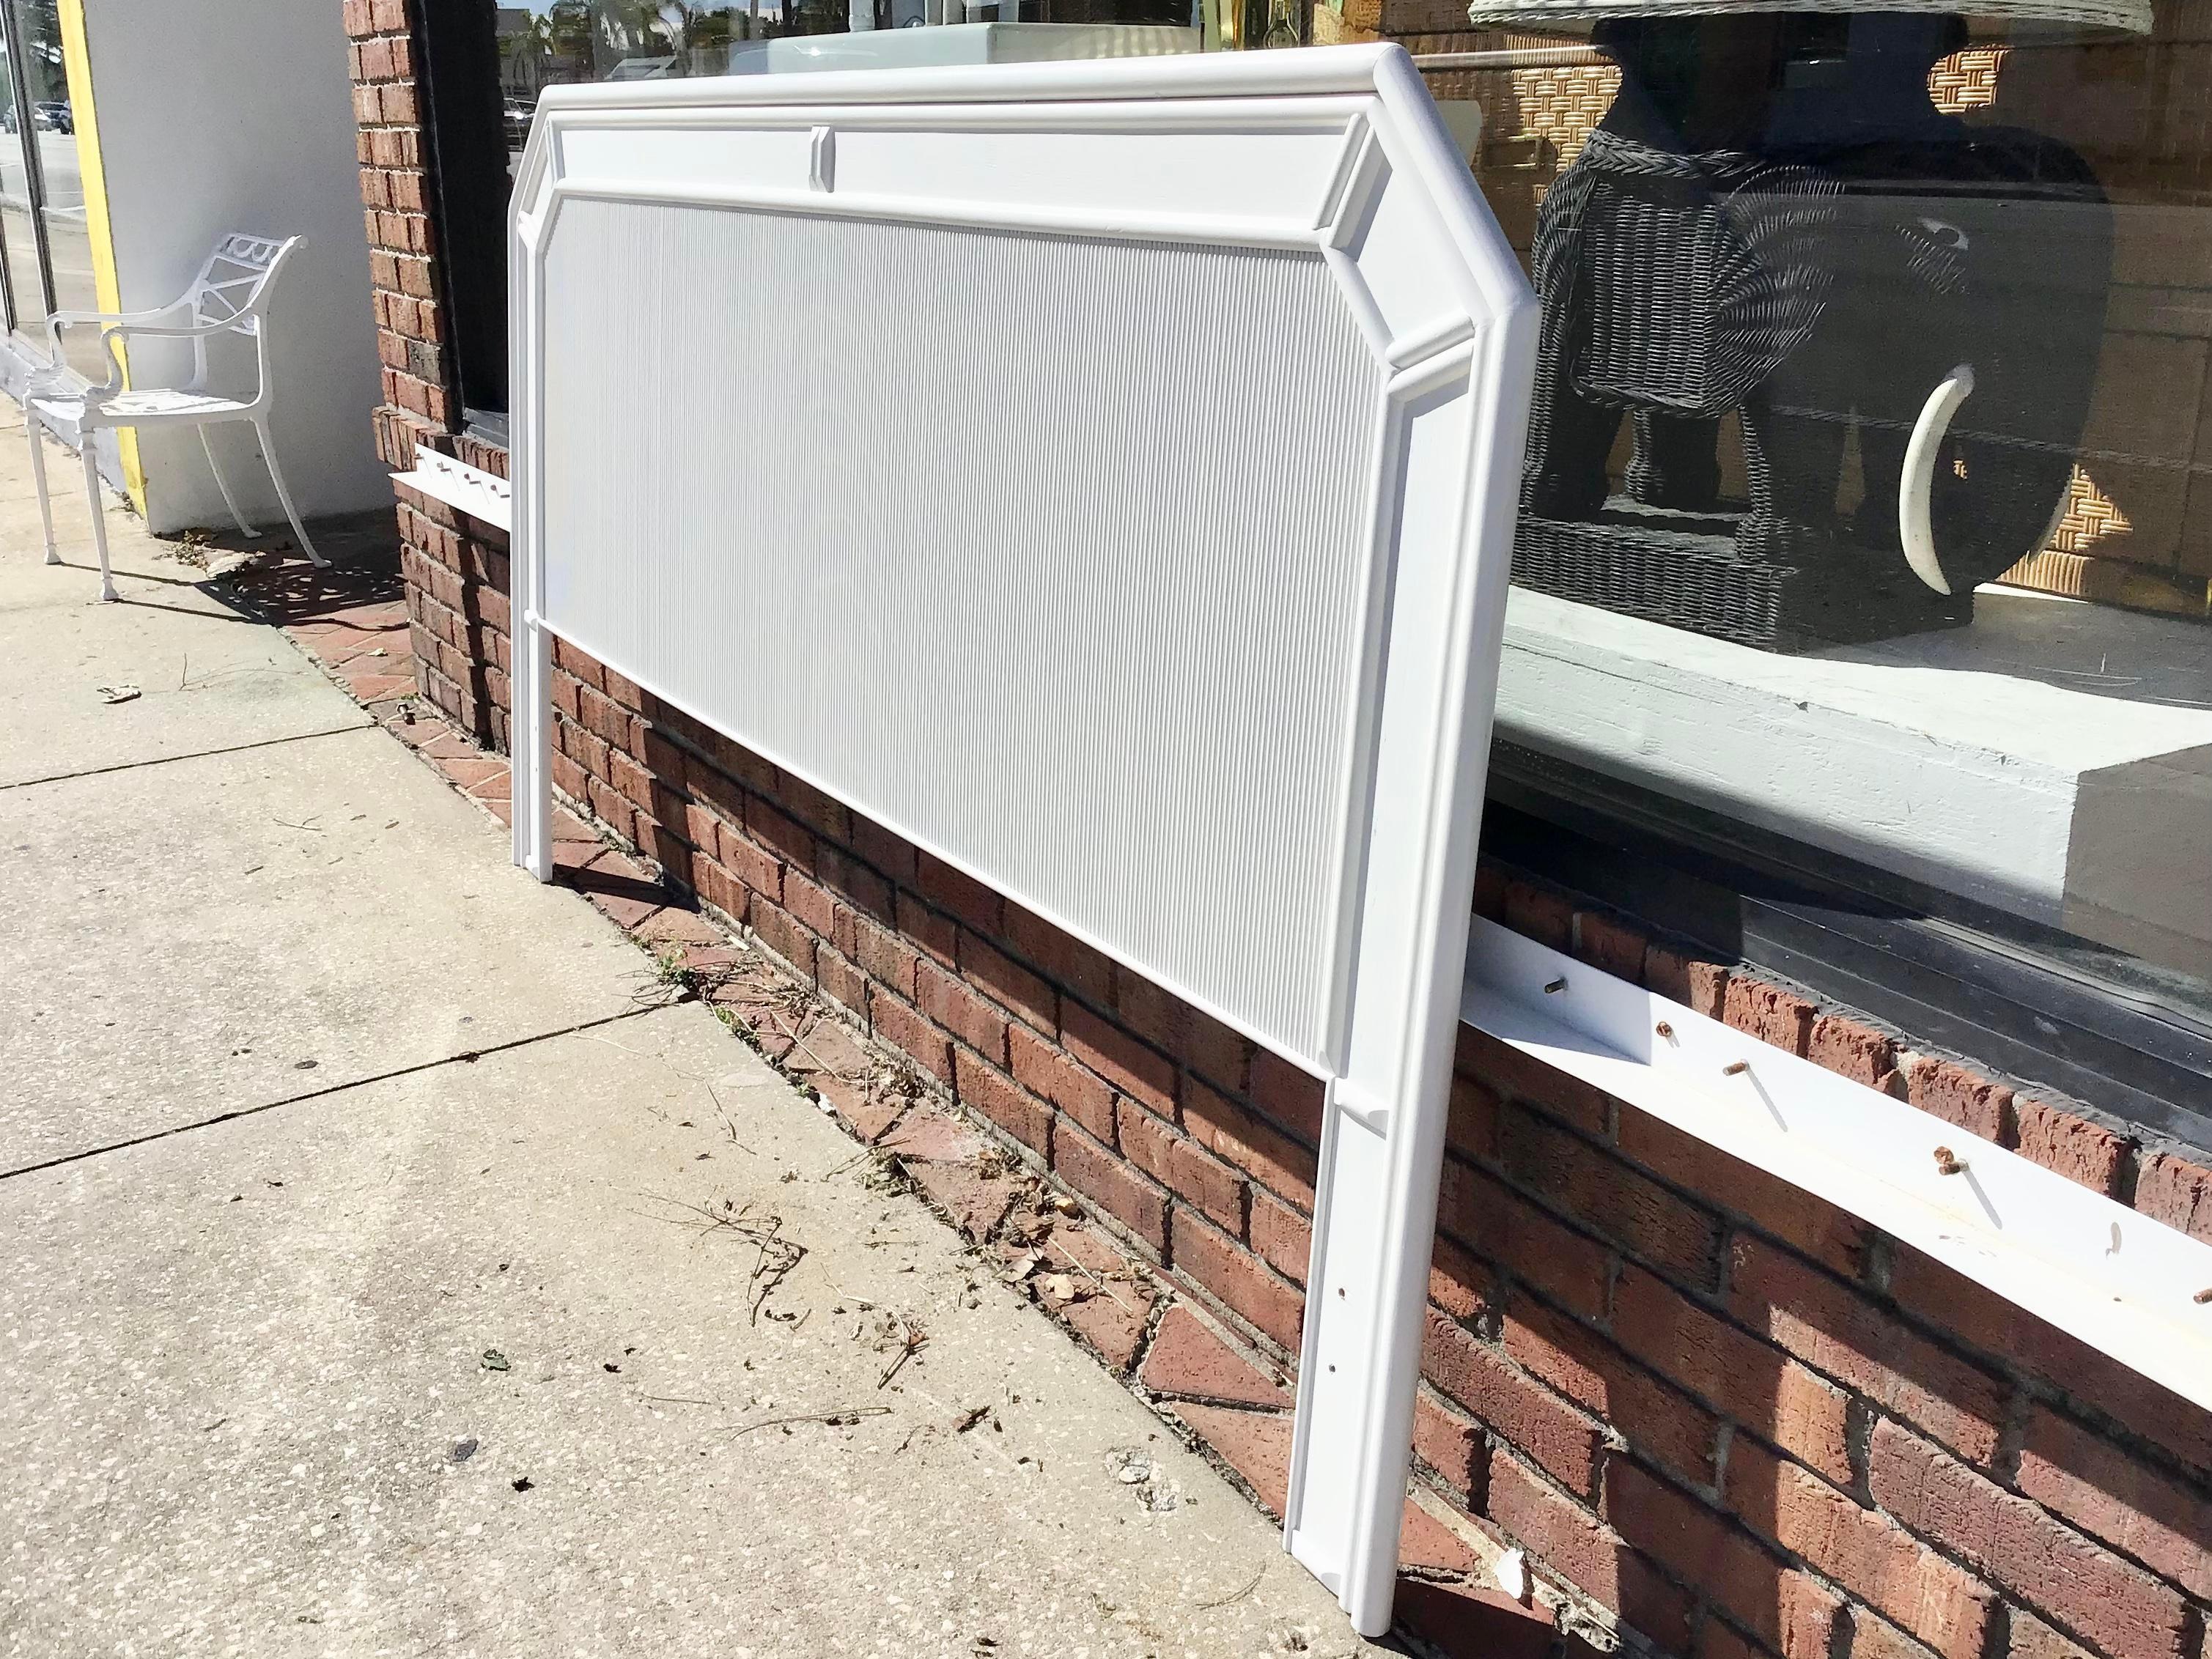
<box><xmin>1898</xmin><ymin>363</ymin><xmax>1975</xmax><ymax>596</ymax></box>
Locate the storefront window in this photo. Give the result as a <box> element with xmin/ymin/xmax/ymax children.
<box><xmin>10</xmin><ymin>0</ymin><xmax>95</xmax><ymax>333</ymax></box>
<box><xmin>0</xmin><ymin>0</ymin><xmax>101</xmax><ymax>377</ymax></box>
<box><xmin>429</xmin><ymin>0</ymin><xmax>1198</xmax><ymax>418</ymax></box>
<box><xmin>494</xmin><ymin>0</ymin><xmax>849</xmax><ymax>158</ymax></box>
<box><xmin>1444</xmin><ymin>5</ymin><xmax>2211</xmax><ymax>1035</ymax></box>
<box><xmin>0</xmin><ymin>18</ymin><xmax>37</xmax><ymax>338</ymax></box>
<box><xmin>413</xmin><ymin>3</ymin><xmax>2210</xmax><ymax>1088</ymax></box>
<box><xmin>492</xmin><ymin>0</ymin><xmax>1197</xmax><ymax>168</ymax></box>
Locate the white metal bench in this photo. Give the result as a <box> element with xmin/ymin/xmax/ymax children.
<box><xmin>27</xmin><ymin>232</ymin><xmax>326</xmax><ymax>600</ymax></box>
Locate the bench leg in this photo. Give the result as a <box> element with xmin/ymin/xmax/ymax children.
<box><xmin>255</xmin><ymin>419</ymin><xmax>325</xmax><ymax>568</ymax></box>
<box><xmin>26</xmin><ymin>413</ymin><xmax>58</xmax><ymax>564</ymax></box>
<box><xmin>199</xmin><ymin>424</ymin><xmax>259</xmax><ymax>539</ymax></box>
<box><xmin>81</xmin><ymin>438</ymin><xmax>115</xmax><ymax>602</ymax></box>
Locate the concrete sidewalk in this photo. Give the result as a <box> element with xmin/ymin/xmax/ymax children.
<box><xmin>0</xmin><ymin>413</ymin><xmax>1393</xmax><ymax>1658</ymax></box>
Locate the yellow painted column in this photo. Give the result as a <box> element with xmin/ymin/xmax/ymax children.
<box><xmin>56</xmin><ymin>0</ymin><xmax>143</xmax><ymax>509</ymax></box>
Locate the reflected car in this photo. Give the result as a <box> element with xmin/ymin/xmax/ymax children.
<box><xmin>32</xmin><ymin>100</ymin><xmax>70</xmax><ymax>133</ymax></box>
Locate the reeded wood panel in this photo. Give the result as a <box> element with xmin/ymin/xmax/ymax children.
<box><xmin>540</xmin><ymin>204</ymin><xmax>1382</xmax><ymax>1063</ymax></box>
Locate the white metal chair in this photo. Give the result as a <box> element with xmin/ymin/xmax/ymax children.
<box><xmin>26</xmin><ymin>232</ymin><xmax>326</xmax><ymax>601</ymax></box>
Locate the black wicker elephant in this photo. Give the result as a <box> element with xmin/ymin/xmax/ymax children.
<box><xmin>1512</xmin><ymin>12</ymin><xmax>2113</xmax><ymax>649</ymax></box>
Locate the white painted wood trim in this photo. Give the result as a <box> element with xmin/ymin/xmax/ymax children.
<box><xmin>390</xmin><ymin>445</ymin><xmax>512</xmax><ymax>533</ymax></box>
<box><xmin>1462</xmin><ymin>915</ymin><xmax>2212</xmax><ymax>1414</ymax></box>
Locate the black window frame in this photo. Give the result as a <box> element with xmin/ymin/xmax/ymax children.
<box><xmin>418</xmin><ymin>0</ymin><xmax>512</xmax><ymax>426</ymax></box>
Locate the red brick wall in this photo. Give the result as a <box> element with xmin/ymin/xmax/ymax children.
<box><xmin>1433</xmin><ymin>1014</ymin><xmax>2212</xmax><ymax>1659</ymax></box>
<box><xmin>345</xmin><ymin>8</ymin><xmax>2212</xmax><ymax>1656</ymax></box>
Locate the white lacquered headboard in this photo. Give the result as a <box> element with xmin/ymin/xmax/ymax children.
<box><xmin>508</xmin><ymin>46</ymin><xmax>1536</xmax><ymax>1636</ymax></box>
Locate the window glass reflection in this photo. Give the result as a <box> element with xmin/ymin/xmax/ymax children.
<box><xmin>493</xmin><ymin>0</ymin><xmax>1193</xmax><ymax>167</ymax></box>
<box><xmin>496</xmin><ymin>0</ymin><xmax>907</xmax><ymax>164</ymax></box>
<box><xmin>0</xmin><ymin>17</ymin><xmax>39</xmax><ymax>340</ymax></box>
<box><xmin>8</xmin><ymin>0</ymin><xmax>98</xmax><ymax>374</ymax></box>
<box><xmin>1453</xmin><ymin>7</ymin><xmax>2212</xmax><ymax>1002</ymax></box>
<box><xmin>434</xmin><ymin>0</ymin><xmax>2212</xmax><ymax>1006</ymax></box>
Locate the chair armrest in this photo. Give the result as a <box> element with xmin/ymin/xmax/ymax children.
<box><xmin>38</xmin><ymin>301</ymin><xmax>192</xmax><ymax>392</ymax></box>
<box><xmin>45</xmin><ymin>302</ymin><xmax>189</xmax><ymax>358</ymax></box>
<box><xmin>100</xmin><ymin>319</ymin><xmax>248</xmax><ymax>341</ymax></box>
<box><xmin>46</xmin><ymin>301</ymin><xmax>188</xmax><ymax>331</ymax></box>
<box><xmin>72</xmin><ymin>317</ymin><xmax>257</xmax><ymax>407</ymax></box>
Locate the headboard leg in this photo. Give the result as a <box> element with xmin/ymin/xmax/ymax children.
<box><xmin>512</xmin><ymin>606</ymin><xmax>553</xmax><ymax>881</ymax></box>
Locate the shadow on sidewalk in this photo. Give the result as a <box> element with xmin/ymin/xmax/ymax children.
<box><xmin>191</xmin><ymin>509</ymin><xmax>403</xmax><ymax>627</ymax></box>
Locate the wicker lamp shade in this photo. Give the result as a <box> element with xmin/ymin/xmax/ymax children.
<box><xmin>1465</xmin><ymin>0</ymin><xmax>2150</xmax><ymax>32</ymax></box>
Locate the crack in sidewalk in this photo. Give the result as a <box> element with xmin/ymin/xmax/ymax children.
<box><xmin>0</xmin><ymin>1004</ymin><xmax>663</xmax><ymax>1183</ymax></box>
<box><xmin>0</xmin><ymin>722</ymin><xmax>371</xmax><ymax>794</ymax></box>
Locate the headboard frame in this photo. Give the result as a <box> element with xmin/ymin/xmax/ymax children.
<box><xmin>507</xmin><ymin>48</ymin><xmax>1536</xmax><ymax>1635</ymax></box>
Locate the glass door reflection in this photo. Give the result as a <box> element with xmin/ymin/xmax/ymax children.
<box><xmin>7</xmin><ymin>0</ymin><xmax>99</xmax><ymax>376</ymax></box>
<box><xmin>0</xmin><ymin>15</ymin><xmax>42</xmax><ymax>344</ymax></box>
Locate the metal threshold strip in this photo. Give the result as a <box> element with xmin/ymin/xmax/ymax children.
<box><xmin>1460</xmin><ymin>915</ymin><xmax>2212</xmax><ymax>1414</ymax></box>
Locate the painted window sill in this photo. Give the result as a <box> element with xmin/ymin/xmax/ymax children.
<box><xmin>1492</xmin><ymin>583</ymin><xmax>2212</xmax><ymax>983</ymax></box>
